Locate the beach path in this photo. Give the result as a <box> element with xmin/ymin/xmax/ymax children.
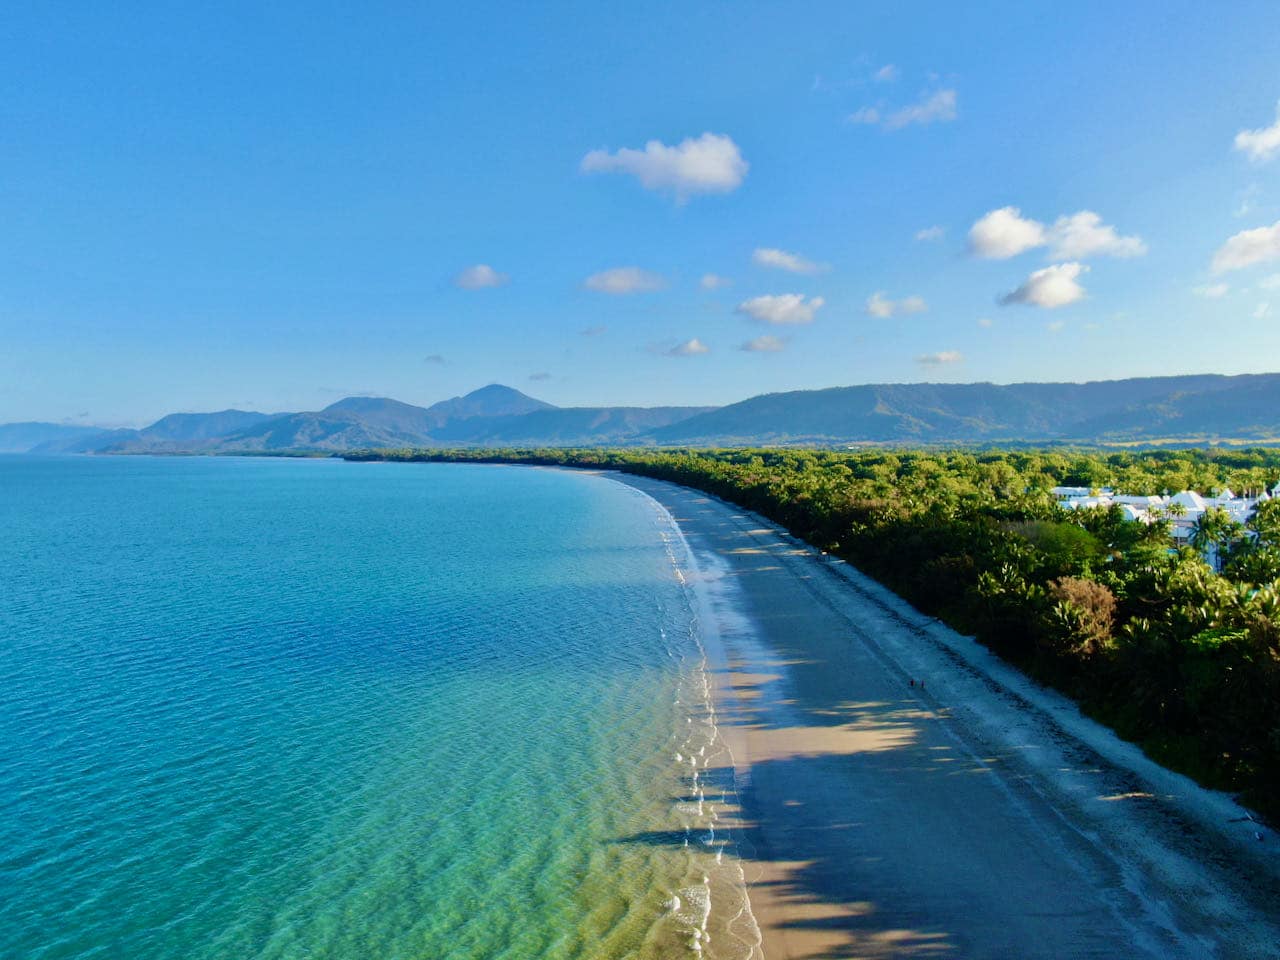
<box><xmin>615</xmin><ymin>474</ymin><xmax>1280</xmax><ymax>960</ymax></box>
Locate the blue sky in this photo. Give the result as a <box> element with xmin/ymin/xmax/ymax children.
<box><xmin>3</xmin><ymin>1</ymin><xmax>1280</xmax><ymax>425</ymax></box>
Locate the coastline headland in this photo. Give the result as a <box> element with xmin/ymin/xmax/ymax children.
<box><xmin>612</xmin><ymin>471</ymin><xmax>1280</xmax><ymax>960</ymax></box>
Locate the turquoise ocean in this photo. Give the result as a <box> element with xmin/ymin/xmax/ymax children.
<box><xmin>0</xmin><ymin>456</ymin><xmax>759</xmax><ymax>960</ymax></box>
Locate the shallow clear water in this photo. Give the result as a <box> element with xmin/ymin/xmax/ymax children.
<box><xmin>0</xmin><ymin>457</ymin><xmax>757</xmax><ymax>960</ymax></box>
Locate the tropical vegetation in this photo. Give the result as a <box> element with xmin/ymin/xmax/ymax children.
<box><xmin>346</xmin><ymin>446</ymin><xmax>1280</xmax><ymax>819</ymax></box>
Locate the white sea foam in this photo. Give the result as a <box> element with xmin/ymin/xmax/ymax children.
<box><xmin>618</xmin><ymin>486</ymin><xmax>765</xmax><ymax>960</ymax></box>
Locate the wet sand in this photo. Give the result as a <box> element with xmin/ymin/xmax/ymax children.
<box><xmin>615</xmin><ymin>474</ymin><xmax>1280</xmax><ymax>960</ymax></box>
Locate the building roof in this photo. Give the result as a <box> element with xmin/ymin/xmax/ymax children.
<box><xmin>1169</xmin><ymin>491</ymin><xmax>1206</xmax><ymax>510</ymax></box>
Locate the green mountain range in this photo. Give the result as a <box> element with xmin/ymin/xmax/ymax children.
<box><xmin>6</xmin><ymin>374</ymin><xmax>1280</xmax><ymax>454</ymax></box>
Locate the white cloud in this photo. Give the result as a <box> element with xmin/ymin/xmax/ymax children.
<box><xmin>1000</xmin><ymin>262</ymin><xmax>1089</xmax><ymax>308</ymax></box>
<box><xmin>740</xmin><ymin>335</ymin><xmax>786</xmax><ymax>353</ymax></box>
<box><xmin>917</xmin><ymin>350</ymin><xmax>962</xmax><ymax>365</ymax></box>
<box><xmin>581</xmin><ymin>133</ymin><xmax>748</xmax><ymax>201</ymax></box>
<box><xmin>874</xmin><ymin>64</ymin><xmax>898</xmax><ymax>83</ymax></box>
<box><xmin>865</xmin><ymin>292</ymin><xmax>927</xmax><ymax>318</ymax></box>
<box><xmin>968</xmin><ymin>206</ymin><xmax>1046</xmax><ymax>258</ymax></box>
<box><xmin>667</xmin><ymin>338</ymin><xmax>710</xmax><ymax>356</ymax></box>
<box><xmin>977</xmin><ymin>317</ymin><xmax>993</xmax><ymax>328</ymax></box>
<box><xmin>700</xmin><ymin>273</ymin><xmax>732</xmax><ymax>290</ymax></box>
<box><xmin>454</xmin><ymin>264</ymin><xmax>509</xmax><ymax>289</ymax></box>
<box><xmin>1235</xmin><ymin>101</ymin><xmax>1280</xmax><ymax>163</ymax></box>
<box><xmin>583</xmin><ymin>267</ymin><xmax>666</xmax><ymax>294</ymax></box>
<box><xmin>752</xmin><ymin>247</ymin><xmax>828</xmax><ymax>274</ymax></box>
<box><xmin>915</xmin><ymin>225</ymin><xmax>945</xmax><ymax>241</ymax></box>
<box><xmin>1193</xmin><ymin>283</ymin><xmax>1229</xmax><ymax>299</ymax></box>
<box><xmin>736</xmin><ymin>293</ymin><xmax>825</xmax><ymax>325</ymax></box>
<box><xmin>1047</xmin><ymin>211</ymin><xmax>1147</xmax><ymax>259</ymax></box>
<box><xmin>885</xmin><ymin>88</ymin><xmax>957</xmax><ymax>129</ymax></box>
<box><xmin>1212</xmin><ymin>220</ymin><xmax>1280</xmax><ymax>273</ymax></box>
<box><xmin>969</xmin><ymin>207</ymin><xmax>1144</xmax><ymax>260</ymax></box>
<box><xmin>1259</xmin><ymin>273</ymin><xmax>1280</xmax><ymax>290</ymax></box>
<box><xmin>1047</xmin><ymin>320</ymin><xmax>1066</xmax><ymax>332</ymax></box>
<box><xmin>1255</xmin><ymin>302</ymin><xmax>1272</xmax><ymax>320</ymax></box>
<box><xmin>849</xmin><ymin>88</ymin><xmax>957</xmax><ymax>130</ymax></box>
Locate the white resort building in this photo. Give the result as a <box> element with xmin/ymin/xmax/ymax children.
<box><xmin>1052</xmin><ymin>481</ymin><xmax>1280</xmax><ymax>566</ymax></box>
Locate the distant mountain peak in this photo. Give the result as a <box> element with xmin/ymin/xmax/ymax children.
<box><xmin>426</xmin><ymin>384</ymin><xmax>556</xmax><ymax>421</ymax></box>
<box><xmin>0</xmin><ymin>422</ymin><xmax>118</xmax><ymax>454</ymax></box>
<box><xmin>467</xmin><ymin>383</ymin><xmax>554</xmax><ymax>405</ymax></box>
<box><xmin>322</xmin><ymin>396</ymin><xmax>426</xmax><ymax>415</ymax></box>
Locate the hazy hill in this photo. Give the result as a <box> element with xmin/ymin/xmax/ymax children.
<box><xmin>138</xmin><ymin>410</ymin><xmax>274</xmax><ymax>442</ymax></box>
<box><xmin>431</xmin><ymin>406</ymin><xmax>716</xmax><ymax>445</ymax></box>
<box><xmin>206</xmin><ymin>395</ymin><xmax>701</xmax><ymax>451</ymax></box>
<box><xmin>0</xmin><ymin>422</ymin><xmax>114</xmax><ymax>453</ymax></box>
<box><xmin>648</xmin><ymin>374</ymin><xmax>1280</xmax><ymax>444</ymax></box>
<box><xmin>1069</xmin><ymin>376</ymin><xmax>1280</xmax><ymax>440</ymax></box>
<box><xmin>201</xmin><ymin>386</ymin><xmax>562</xmax><ymax>451</ymax></box>
<box><xmin>100</xmin><ymin>410</ymin><xmax>276</xmax><ymax>453</ymax></box>
<box><xmin>203</xmin><ymin>386</ymin><xmax>563</xmax><ymax>452</ymax></box>
<box><xmin>33</xmin><ymin>428</ymin><xmax>141</xmax><ymax>454</ymax></box>
<box><xmin>209</xmin><ymin>411</ymin><xmax>425</xmax><ymax>452</ymax></box>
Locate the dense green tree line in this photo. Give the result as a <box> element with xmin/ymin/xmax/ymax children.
<box><xmin>346</xmin><ymin>446</ymin><xmax>1280</xmax><ymax>818</ymax></box>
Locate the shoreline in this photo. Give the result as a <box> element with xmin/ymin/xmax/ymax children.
<box><xmin>612</xmin><ymin>471</ymin><xmax>1280</xmax><ymax>960</ymax></box>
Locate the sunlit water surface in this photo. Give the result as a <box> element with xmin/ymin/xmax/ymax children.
<box><xmin>0</xmin><ymin>457</ymin><xmax>758</xmax><ymax>960</ymax></box>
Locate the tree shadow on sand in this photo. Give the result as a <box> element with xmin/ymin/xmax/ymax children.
<box><xmin>621</xmin><ymin>485</ymin><xmax>1216</xmax><ymax>958</ymax></box>
<box><xmin>614</xmin><ymin>739</ymin><xmax>1155</xmax><ymax>959</ymax></box>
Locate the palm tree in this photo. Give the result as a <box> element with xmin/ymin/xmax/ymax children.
<box><xmin>1191</xmin><ymin>507</ymin><xmax>1243</xmax><ymax>571</ymax></box>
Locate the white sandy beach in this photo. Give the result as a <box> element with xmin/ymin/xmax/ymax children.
<box><xmin>615</xmin><ymin>473</ymin><xmax>1280</xmax><ymax>960</ymax></box>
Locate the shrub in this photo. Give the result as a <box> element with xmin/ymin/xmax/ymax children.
<box><xmin>1048</xmin><ymin>576</ymin><xmax>1117</xmax><ymax>656</ymax></box>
